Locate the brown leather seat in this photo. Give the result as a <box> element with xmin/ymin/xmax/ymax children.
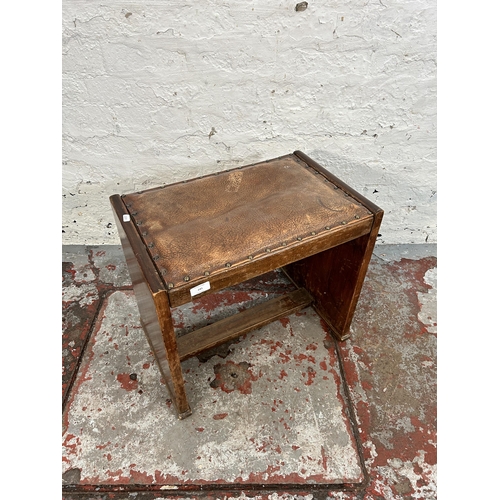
<box><xmin>123</xmin><ymin>154</ymin><xmax>371</xmax><ymax>290</ymax></box>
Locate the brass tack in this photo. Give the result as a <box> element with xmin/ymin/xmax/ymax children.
<box><xmin>248</xmin><ymin>255</ymin><xmax>253</xmax><ymax>260</ymax></box>
<box><xmin>161</xmin><ymin>269</ymin><xmax>167</xmax><ymax>275</ymax></box>
<box><xmin>153</xmin><ymin>255</ymin><xmax>160</xmax><ymax>261</ymax></box>
<box><xmin>136</xmin><ymin>221</ymin><xmax>142</xmax><ymax>226</ymax></box>
<box><xmin>345</xmin><ymin>193</ymin><xmax>349</xmax><ymax>196</ymax></box>
<box><xmin>148</xmin><ymin>242</ymin><xmax>154</xmax><ymax>248</ymax></box>
<box><xmin>266</xmin><ymin>248</ymin><xmax>271</xmax><ymax>253</ymax></box>
<box><xmin>184</xmin><ymin>276</ymin><xmax>190</xmax><ymax>282</ymax></box>
<box><xmin>167</xmin><ymin>282</ymin><xmax>174</xmax><ymax>289</ymax></box>
<box><xmin>297</xmin><ymin>237</ymin><xmax>302</xmax><ymax>241</ymax></box>
<box><xmin>142</xmin><ymin>232</ymin><xmax>148</xmax><ymax>237</ymax></box>
<box><xmin>132</xmin><ymin>211</ymin><xmax>138</xmax><ymax>216</ymax></box>
<box><xmin>225</xmin><ymin>262</ymin><xmax>232</xmax><ymax>267</ymax></box>
<box><xmin>125</xmin><ymin>203</ymin><xmax>132</xmax><ymax>207</ymax></box>
<box><xmin>341</xmin><ymin>221</ymin><xmax>347</xmax><ymax>225</ymax></box>
<box><xmin>282</xmin><ymin>242</ymin><xmax>286</xmax><ymax>246</ymax></box>
<box><xmin>311</xmin><ymin>231</ymin><xmax>316</xmax><ymax>235</ymax></box>
<box><xmin>204</xmin><ymin>271</ymin><xmax>210</xmax><ymax>276</ymax></box>
<box><xmin>333</xmin><ymin>186</ymin><xmax>338</xmax><ymax>190</ymax></box>
<box><xmin>326</xmin><ymin>226</ymin><xmax>331</xmax><ymax>230</ymax></box>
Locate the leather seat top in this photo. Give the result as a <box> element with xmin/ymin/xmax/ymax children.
<box><xmin>123</xmin><ymin>154</ymin><xmax>371</xmax><ymax>288</ymax></box>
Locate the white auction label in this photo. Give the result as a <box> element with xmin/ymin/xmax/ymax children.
<box><xmin>123</xmin><ymin>214</ymin><xmax>131</xmax><ymax>222</ymax></box>
<box><xmin>190</xmin><ymin>281</ymin><xmax>210</xmax><ymax>297</ymax></box>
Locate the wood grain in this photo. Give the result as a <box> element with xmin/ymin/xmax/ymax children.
<box><xmin>177</xmin><ymin>288</ymin><xmax>313</xmax><ymax>361</ymax></box>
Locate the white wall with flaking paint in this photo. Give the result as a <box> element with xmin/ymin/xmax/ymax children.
<box><xmin>62</xmin><ymin>0</ymin><xmax>436</xmax><ymax>245</ymax></box>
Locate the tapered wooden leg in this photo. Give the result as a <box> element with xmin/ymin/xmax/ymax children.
<box><xmin>121</xmin><ymin>255</ymin><xmax>191</xmax><ymax>419</ymax></box>
<box><xmin>152</xmin><ymin>290</ymin><xmax>192</xmax><ymax>418</ymax></box>
<box><xmin>285</xmin><ymin>212</ymin><xmax>382</xmax><ymax>341</ymax></box>
<box><xmin>127</xmin><ymin>276</ymin><xmax>192</xmax><ymax>419</ymax></box>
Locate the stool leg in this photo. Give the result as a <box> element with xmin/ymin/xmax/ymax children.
<box><xmin>285</xmin><ymin>214</ymin><xmax>382</xmax><ymax>341</ymax></box>
<box><xmin>152</xmin><ymin>290</ymin><xmax>192</xmax><ymax>419</ymax></box>
<box><xmin>133</xmin><ymin>284</ymin><xmax>192</xmax><ymax>419</ymax></box>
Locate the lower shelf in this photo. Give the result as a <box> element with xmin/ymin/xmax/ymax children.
<box><xmin>177</xmin><ymin>287</ymin><xmax>313</xmax><ymax>361</ymax></box>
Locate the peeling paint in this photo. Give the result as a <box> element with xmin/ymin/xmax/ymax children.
<box><xmin>62</xmin><ymin>245</ymin><xmax>437</xmax><ymax>498</ymax></box>
<box><xmin>63</xmin><ymin>290</ymin><xmax>363</xmax><ymax>486</ymax></box>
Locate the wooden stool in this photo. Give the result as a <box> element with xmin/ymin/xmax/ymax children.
<box><xmin>110</xmin><ymin>151</ymin><xmax>383</xmax><ymax>419</ymax></box>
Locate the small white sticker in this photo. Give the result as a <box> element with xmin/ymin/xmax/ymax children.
<box><xmin>123</xmin><ymin>214</ymin><xmax>131</xmax><ymax>222</ymax></box>
<box><xmin>190</xmin><ymin>281</ymin><xmax>210</xmax><ymax>297</ymax></box>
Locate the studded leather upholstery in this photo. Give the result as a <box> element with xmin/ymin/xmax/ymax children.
<box><xmin>122</xmin><ymin>154</ymin><xmax>371</xmax><ymax>289</ymax></box>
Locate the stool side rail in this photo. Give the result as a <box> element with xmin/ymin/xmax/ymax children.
<box><xmin>168</xmin><ymin>218</ymin><xmax>373</xmax><ymax>308</ymax></box>
<box><xmin>177</xmin><ymin>287</ymin><xmax>313</xmax><ymax>361</ymax></box>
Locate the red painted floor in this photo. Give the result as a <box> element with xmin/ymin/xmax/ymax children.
<box><xmin>62</xmin><ymin>245</ymin><xmax>436</xmax><ymax>499</ymax></box>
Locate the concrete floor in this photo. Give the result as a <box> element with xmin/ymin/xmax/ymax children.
<box><xmin>62</xmin><ymin>244</ymin><xmax>437</xmax><ymax>500</ymax></box>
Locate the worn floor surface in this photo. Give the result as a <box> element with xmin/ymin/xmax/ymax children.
<box><xmin>62</xmin><ymin>244</ymin><xmax>437</xmax><ymax>500</ymax></box>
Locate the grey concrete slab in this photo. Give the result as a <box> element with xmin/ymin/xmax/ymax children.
<box><xmin>374</xmin><ymin>243</ymin><xmax>437</xmax><ymax>262</ymax></box>
<box><xmin>62</xmin><ymin>289</ymin><xmax>363</xmax><ymax>488</ymax></box>
<box><xmin>63</xmin><ymin>245</ymin><xmax>132</xmax><ymax>287</ymax></box>
<box><xmin>62</xmin><ymin>243</ymin><xmax>437</xmax><ymax>499</ymax></box>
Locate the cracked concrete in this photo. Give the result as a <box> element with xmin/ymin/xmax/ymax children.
<box><xmin>62</xmin><ymin>243</ymin><xmax>436</xmax><ymax>499</ymax></box>
<box><xmin>63</xmin><ymin>286</ymin><xmax>363</xmax><ymax>488</ymax></box>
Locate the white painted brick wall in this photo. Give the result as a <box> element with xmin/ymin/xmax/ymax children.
<box><xmin>62</xmin><ymin>0</ymin><xmax>436</xmax><ymax>245</ymax></box>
